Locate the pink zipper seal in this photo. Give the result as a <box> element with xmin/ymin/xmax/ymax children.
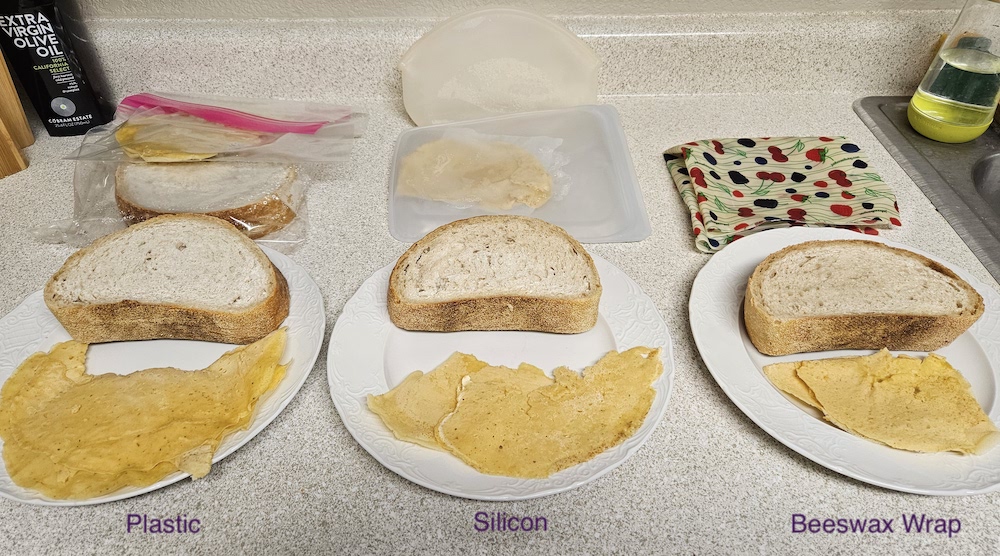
<box><xmin>118</xmin><ymin>93</ymin><xmax>331</xmax><ymax>135</ymax></box>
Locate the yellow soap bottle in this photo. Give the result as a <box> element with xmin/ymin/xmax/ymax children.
<box><xmin>908</xmin><ymin>0</ymin><xmax>1000</xmax><ymax>143</ymax></box>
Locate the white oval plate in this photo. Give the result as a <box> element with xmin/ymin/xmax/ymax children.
<box><xmin>691</xmin><ymin>228</ymin><xmax>1000</xmax><ymax>495</ymax></box>
<box><xmin>0</xmin><ymin>247</ymin><xmax>325</xmax><ymax>506</ymax></box>
<box><xmin>328</xmin><ymin>254</ymin><xmax>673</xmax><ymax>500</ymax></box>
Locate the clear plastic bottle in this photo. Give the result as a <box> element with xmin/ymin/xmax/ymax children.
<box><xmin>908</xmin><ymin>0</ymin><xmax>1000</xmax><ymax>143</ymax></box>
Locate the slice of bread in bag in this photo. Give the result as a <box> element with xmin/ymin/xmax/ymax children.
<box><xmin>116</xmin><ymin>162</ymin><xmax>297</xmax><ymax>239</ymax></box>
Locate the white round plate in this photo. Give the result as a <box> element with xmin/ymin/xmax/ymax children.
<box><xmin>328</xmin><ymin>254</ymin><xmax>673</xmax><ymax>500</ymax></box>
<box><xmin>691</xmin><ymin>228</ymin><xmax>1000</xmax><ymax>495</ymax></box>
<box><xmin>0</xmin><ymin>247</ymin><xmax>325</xmax><ymax>506</ymax></box>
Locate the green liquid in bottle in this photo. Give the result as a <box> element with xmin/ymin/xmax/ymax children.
<box><xmin>908</xmin><ymin>46</ymin><xmax>1000</xmax><ymax>143</ymax></box>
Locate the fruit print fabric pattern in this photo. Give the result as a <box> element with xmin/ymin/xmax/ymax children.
<box><xmin>663</xmin><ymin>137</ymin><xmax>901</xmax><ymax>253</ymax></box>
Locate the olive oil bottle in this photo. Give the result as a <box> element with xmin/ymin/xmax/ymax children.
<box><xmin>0</xmin><ymin>0</ymin><xmax>112</xmax><ymax>136</ymax></box>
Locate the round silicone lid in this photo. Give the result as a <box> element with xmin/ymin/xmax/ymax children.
<box><xmin>400</xmin><ymin>8</ymin><xmax>601</xmax><ymax>126</ymax></box>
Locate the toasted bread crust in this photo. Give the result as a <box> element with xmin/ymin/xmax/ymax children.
<box><xmin>115</xmin><ymin>164</ymin><xmax>297</xmax><ymax>239</ymax></box>
<box><xmin>387</xmin><ymin>216</ymin><xmax>601</xmax><ymax>334</ymax></box>
<box><xmin>44</xmin><ymin>214</ymin><xmax>290</xmax><ymax>344</ymax></box>
<box><xmin>744</xmin><ymin>240</ymin><xmax>985</xmax><ymax>356</ymax></box>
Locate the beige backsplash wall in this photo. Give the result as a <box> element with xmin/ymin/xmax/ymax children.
<box><xmin>80</xmin><ymin>0</ymin><xmax>963</xmax><ymax>18</ymax></box>
<box><xmin>84</xmin><ymin>11</ymin><xmax>949</xmax><ymax>103</ymax></box>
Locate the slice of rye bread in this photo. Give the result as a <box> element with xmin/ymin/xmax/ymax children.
<box><xmin>387</xmin><ymin>215</ymin><xmax>601</xmax><ymax>334</ymax></box>
<box><xmin>744</xmin><ymin>239</ymin><xmax>984</xmax><ymax>356</ymax></box>
<box><xmin>45</xmin><ymin>214</ymin><xmax>289</xmax><ymax>344</ymax></box>
<box><xmin>115</xmin><ymin>162</ymin><xmax>297</xmax><ymax>239</ymax></box>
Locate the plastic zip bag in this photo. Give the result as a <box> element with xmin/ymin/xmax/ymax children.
<box><xmin>35</xmin><ymin>93</ymin><xmax>363</xmax><ymax>251</ymax></box>
<box><xmin>33</xmin><ymin>158</ymin><xmax>315</xmax><ymax>252</ymax></box>
<box><xmin>67</xmin><ymin>92</ymin><xmax>365</xmax><ymax>163</ymax></box>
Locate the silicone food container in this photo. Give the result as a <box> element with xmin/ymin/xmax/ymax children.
<box><xmin>388</xmin><ymin>105</ymin><xmax>651</xmax><ymax>243</ymax></box>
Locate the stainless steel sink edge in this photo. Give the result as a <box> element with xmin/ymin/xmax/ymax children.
<box><xmin>853</xmin><ymin>96</ymin><xmax>1000</xmax><ymax>283</ymax></box>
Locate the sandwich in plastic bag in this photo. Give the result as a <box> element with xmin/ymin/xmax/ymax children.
<box><xmin>68</xmin><ymin>92</ymin><xmax>364</xmax><ymax>163</ymax></box>
<box><xmin>36</xmin><ymin>92</ymin><xmax>365</xmax><ymax>251</ymax></box>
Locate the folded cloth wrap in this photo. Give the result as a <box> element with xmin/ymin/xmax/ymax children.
<box><xmin>664</xmin><ymin>137</ymin><xmax>901</xmax><ymax>253</ymax></box>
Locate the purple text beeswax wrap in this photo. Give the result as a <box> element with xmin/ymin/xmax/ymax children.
<box><xmin>664</xmin><ymin>137</ymin><xmax>901</xmax><ymax>253</ymax></box>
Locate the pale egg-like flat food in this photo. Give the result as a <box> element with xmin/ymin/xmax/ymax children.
<box><xmin>367</xmin><ymin>352</ymin><xmax>490</xmax><ymax>449</ymax></box>
<box><xmin>397</xmin><ymin>138</ymin><xmax>553</xmax><ymax>210</ymax></box>
<box><xmin>437</xmin><ymin>347</ymin><xmax>661</xmax><ymax>478</ymax></box>
<box><xmin>764</xmin><ymin>349</ymin><xmax>999</xmax><ymax>454</ymax></box>
<box><xmin>115</xmin><ymin>120</ymin><xmax>217</xmax><ymax>162</ymax></box>
<box><xmin>368</xmin><ymin>347</ymin><xmax>662</xmax><ymax>479</ymax></box>
<box><xmin>0</xmin><ymin>329</ymin><xmax>287</xmax><ymax>500</ymax></box>
<box><xmin>115</xmin><ymin>114</ymin><xmax>271</xmax><ymax>162</ymax></box>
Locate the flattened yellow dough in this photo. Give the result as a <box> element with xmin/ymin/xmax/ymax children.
<box><xmin>798</xmin><ymin>351</ymin><xmax>998</xmax><ymax>454</ymax></box>
<box><xmin>436</xmin><ymin>347</ymin><xmax>662</xmax><ymax>478</ymax></box>
<box><xmin>764</xmin><ymin>349</ymin><xmax>999</xmax><ymax>454</ymax></box>
<box><xmin>397</xmin><ymin>139</ymin><xmax>552</xmax><ymax>210</ymax></box>
<box><xmin>0</xmin><ymin>330</ymin><xmax>287</xmax><ymax>499</ymax></box>
<box><xmin>762</xmin><ymin>361</ymin><xmax>821</xmax><ymax>409</ymax></box>
<box><xmin>367</xmin><ymin>353</ymin><xmax>489</xmax><ymax>450</ymax></box>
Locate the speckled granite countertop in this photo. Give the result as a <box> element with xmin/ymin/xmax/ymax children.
<box><xmin>3</xmin><ymin>10</ymin><xmax>1000</xmax><ymax>555</ymax></box>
